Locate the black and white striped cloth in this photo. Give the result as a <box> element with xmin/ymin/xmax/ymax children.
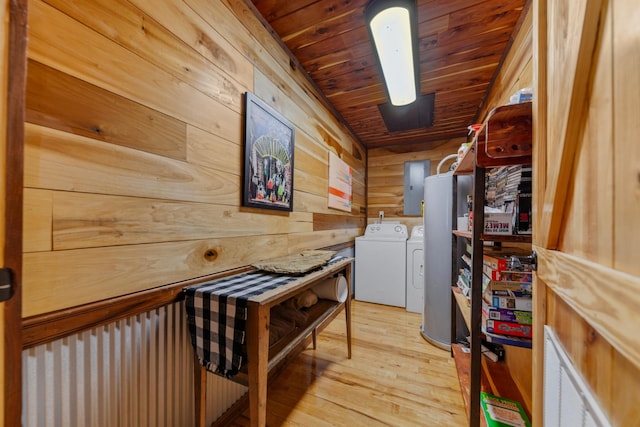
<box><xmin>184</xmin><ymin>256</ymin><xmax>344</xmax><ymax>378</ymax></box>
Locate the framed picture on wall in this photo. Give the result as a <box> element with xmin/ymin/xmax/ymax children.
<box><xmin>243</xmin><ymin>92</ymin><xmax>295</xmax><ymax>212</ymax></box>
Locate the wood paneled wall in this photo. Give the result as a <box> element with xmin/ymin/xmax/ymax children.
<box><xmin>367</xmin><ymin>138</ymin><xmax>464</xmax><ymax>228</ymax></box>
<box><xmin>479</xmin><ymin>3</ymin><xmax>533</xmax><ymax>121</ymax></box>
<box><xmin>22</xmin><ymin>0</ymin><xmax>365</xmax><ymax>318</ymax></box>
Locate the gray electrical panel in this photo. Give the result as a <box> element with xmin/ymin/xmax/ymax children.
<box><xmin>404</xmin><ymin>160</ymin><xmax>431</xmax><ymax>216</ymax></box>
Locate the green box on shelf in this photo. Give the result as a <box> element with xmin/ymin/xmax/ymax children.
<box><xmin>480</xmin><ymin>391</ymin><xmax>531</xmax><ymax>427</ymax></box>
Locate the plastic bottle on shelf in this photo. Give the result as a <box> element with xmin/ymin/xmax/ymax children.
<box><xmin>467</xmin><ymin>195</ymin><xmax>473</xmax><ymax>232</ymax></box>
<box><xmin>458</xmin><ymin>144</ymin><xmax>467</xmax><ymax>163</ymax></box>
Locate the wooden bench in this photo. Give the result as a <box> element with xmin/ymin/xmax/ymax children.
<box><xmin>190</xmin><ymin>257</ymin><xmax>353</xmax><ymax>427</ymax></box>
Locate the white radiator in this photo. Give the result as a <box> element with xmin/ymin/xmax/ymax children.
<box><xmin>544</xmin><ymin>326</ymin><xmax>611</xmax><ymax>427</ymax></box>
<box><xmin>22</xmin><ymin>302</ymin><xmax>247</xmax><ymax>427</ymax></box>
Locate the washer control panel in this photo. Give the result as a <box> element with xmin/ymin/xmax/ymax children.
<box><xmin>364</xmin><ymin>223</ymin><xmax>408</xmax><ymax>239</ymax></box>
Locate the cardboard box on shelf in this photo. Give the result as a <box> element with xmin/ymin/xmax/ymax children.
<box><xmin>484</xmin><ymin>212</ymin><xmax>513</xmax><ymax>235</ymax></box>
<box><xmin>483</xmin><ymin>301</ymin><xmax>533</xmax><ymax>325</ymax></box>
<box><xmin>490</xmin><ymin>294</ymin><xmax>533</xmax><ymax>311</ymax></box>
<box><xmin>485</xmin><ymin>319</ymin><xmax>533</xmax><ymax>338</ymax></box>
<box><xmin>480</xmin><ymin>392</ymin><xmax>531</xmax><ymax>427</ymax></box>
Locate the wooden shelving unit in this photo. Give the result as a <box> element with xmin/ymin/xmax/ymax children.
<box><xmin>450</xmin><ymin>102</ymin><xmax>533</xmax><ymax>427</ymax></box>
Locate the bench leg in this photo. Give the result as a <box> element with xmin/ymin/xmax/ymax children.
<box><xmin>247</xmin><ymin>303</ymin><xmax>270</xmax><ymax>427</ymax></box>
<box><xmin>345</xmin><ymin>296</ymin><xmax>352</xmax><ymax>359</ymax></box>
<box><xmin>312</xmin><ymin>328</ymin><xmax>317</xmax><ymax>349</ymax></box>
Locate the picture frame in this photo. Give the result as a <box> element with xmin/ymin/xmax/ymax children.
<box><xmin>243</xmin><ymin>92</ymin><xmax>295</xmax><ymax>212</ymax></box>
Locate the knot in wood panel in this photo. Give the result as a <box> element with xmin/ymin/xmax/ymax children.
<box><xmin>204</xmin><ymin>249</ymin><xmax>218</xmax><ymax>262</ymax></box>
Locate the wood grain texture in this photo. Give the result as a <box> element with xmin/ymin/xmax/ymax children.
<box><xmin>613</xmin><ymin>0</ymin><xmax>640</xmax><ymax>277</ymax></box>
<box><xmin>538</xmin><ymin>0</ymin><xmax>605</xmax><ymax>249</ymax></box>
<box><xmin>47</xmin><ymin>191</ymin><xmax>312</xmax><ymax>250</ymax></box>
<box><xmin>24</xmin><ymin>0</ymin><xmax>366</xmax><ymax>318</ymax></box>
<box><xmin>537</xmin><ymin>247</ymin><xmax>640</xmax><ymax>372</ymax></box>
<box><xmin>367</xmin><ymin>138</ymin><xmax>463</xmax><ymax>221</ymax></box>
<box><xmin>312</xmin><ymin>213</ymin><xmax>365</xmax><ymax>231</ymax></box>
<box><xmin>4</xmin><ymin>0</ymin><xmax>28</xmax><ymax>425</ymax></box>
<box><xmin>503</xmin><ymin>345</ymin><xmax>532</xmax><ymax>414</ymax></box>
<box><xmin>22</xmin><ymin>235</ymin><xmax>290</xmax><ymax>317</ymax></box>
<box><xmin>560</xmin><ymin>4</ymin><xmax>613</xmax><ymax>264</ymax></box>
<box><xmin>44</xmin><ymin>0</ymin><xmax>251</xmax><ymax>113</ymax></box>
<box><xmin>23</xmin><ymin>188</ymin><xmax>51</xmax><ymax>253</ymax></box>
<box><xmin>25</xmin><ymin>124</ymin><xmax>240</xmax><ymax>205</ymax></box>
<box><xmin>250</xmin><ymin>0</ymin><xmax>528</xmax><ymax>149</ymax></box>
<box><xmin>229</xmin><ymin>301</ymin><xmax>467</xmax><ymax>426</ymax></box>
<box><xmin>26</xmin><ymin>59</ymin><xmax>188</xmax><ymax>160</ymax></box>
<box><xmin>186</xmin><ymin>125</ymin><xmax>242</xmax><ymax>175</ymax></box>
<box><xmin>452</xmin><ymin>287</ymin><xmax>471</xmax><ymax>330</ymax></box>
<box><xmin>29</xmin><ymin>0</ymin><xmax>243</xmax><ymax>142</ymax></box>
<box><xmin>22</xmin><ymin>265</ymin><xmax>252</xmax><ymax>349</ymax></box>
<box><xmin>286</xmin><ymin>229</ymin><xmax>361</xmax><ymax>255</ymax></box>
<box><xmin>5</xmin><ymin>0</ymin><xmax>29</xmax><ymax>276</ymax></box>
<box><xmin>0</xmin><ymin>0</ymin><xmax>7</xmax><ymax>411</ymax></box>
<box><xmin>534</xmin><ymin>1</ymin><xmax>640</xmax><ymax>424</ymax></box>
<box><xmin>531</xmin><ymin>1</ymin><xmax>547</xmax><ymax>423</ymax></box>
<box><xmin>546</xmin><ymin>292</ymin><xmax>640</xmax><ymax>426</ymax></box>
<box><xmin>220</xmin><ymin>0</ymin><xmax>365</xmax><ymax>161</ymax></box>
<box><xmin>478</xmin><ymin>3</ymin><xmax>533</xmax><ymax>121</ymax></box>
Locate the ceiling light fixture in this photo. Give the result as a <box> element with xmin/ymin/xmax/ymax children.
<box><xmin>365</xmin><ymin>0</ymin><xmax>419</xmax><ymax>107</ymax></box>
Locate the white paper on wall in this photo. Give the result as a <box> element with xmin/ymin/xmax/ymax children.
<box><xmin>328</xmin><ymin>151</ymin><xmax>352</xmax><ymax>212</ymax></box>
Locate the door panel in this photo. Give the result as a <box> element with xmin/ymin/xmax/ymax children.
<box><xmin>612</xmin><ymin>0</ymin><xmax>640</xmax><ymax>276</ymax></box>
<box><xmin>2</xmin><ymin>0</ymin><xmax>28</xmax><ymax>425</ymax></box>
<box><xmin>533</xmin><ymin>0</ymin><xmax>640</xmax><ymax>425</ymax></box>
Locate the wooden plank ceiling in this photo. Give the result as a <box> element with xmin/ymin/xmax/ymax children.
<box><xmin>248</xmin><ymin>0</ymin><xmax>528</xmax><ymax>150</ymax></box>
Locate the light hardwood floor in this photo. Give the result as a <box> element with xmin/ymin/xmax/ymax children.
<box><xmin>229</xmin><ymin>300</ymin><xmax>467</xmax><ymax>426</ymax></box>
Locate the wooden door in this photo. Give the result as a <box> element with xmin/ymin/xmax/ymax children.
<box><xmin>1</xmin><ymin>0</ymin><xmax>27</xmax><ymax>425</ymax></box>
<box><xmin>532</xmin><ymin>0</ymin><xmax>640</xmax><ymax>424</ymax></box>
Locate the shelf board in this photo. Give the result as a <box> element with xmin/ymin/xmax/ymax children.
<box><xmin>454</xmin><ymin>230</ymin><xmax>531</xmax><ymax>242</ymax></box>
<box><xmin>452</xmin><ymin>343</ymin><xmax>532</xmax><ymax>426</ymax></box>
<box><xmin>452</xmin><ymin>287</ymin><xmax>471</xmax><ymax>331</ymax></box>
<box><xmin>481</xmin><ymin>356</ymin><xmax>532</xmax><ymax>421</ymax></box>
<box><xmin>481</xmin><ymin>233</ymin><xmax>532</xmax><ymax>243</ymax></box>
<box><xmin>452</xmin><ymin>344</ymin><xmax>489</xmax><ymax>427</ymax></box>
<box><xmin>453</xmin><ymin>230</ymin><xmax>472</xmax><ymax>239</ymax></box>
<box><xmin>475</xmin><ymin>102</ymin><xmax>532</xmax><ymax>168</ymax></box>
<box><xmin>454</xmin><ymin>143</ymin><xmax>475</xmax><ymax>175</ymax></box>
<box><xmin>234</xmin><ymin>299</ymin><xmax>342</xmax><ymax>385</ymax></box>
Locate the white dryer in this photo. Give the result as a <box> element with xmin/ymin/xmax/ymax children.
<box><xmin>355</xmin><ymin>223</ymin><xmax>408</xmax><ymax>307</ymax></box>
<box><xmin>405</xmin><ymin>225</ymin><xmax>424</xmax><ymax>313</ymax></box>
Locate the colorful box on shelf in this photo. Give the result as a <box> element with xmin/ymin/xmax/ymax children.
<box><xmin>480</xmin><ymin>391</ymin><xmax>531</xmax><ymax>427</ymax></box>
<box><xmin>483</xmin><ymin>301</ymin><xmax>533</xmax><ymax>325</ymax></box>
<box><xmin>483</xmin><ymin>249</ymin><xmax>533</xmax><ymax>271</ymax></box>
<box><xmin>485</xmin><ymin>319</ymin><xmax>533</xmax><ymax>339</ymax></box>
<box><xmin>484</xmin><ymin>212</ymin><xmax>513</xmax><ymax>235</ymax></box>
<box><xmin>483</xmin><ymin>275</ymin><xmax>532</xmax><ymax>295</ymax></box>
<box><xmin>490</xmin><ymin>294</ymin><xmax>533</xmax><ymax>311</ymax></box>
<box><xmin>483</xmin><ymin>267</ymin><xmax>533</xmax><ymax>282</ymax></box>
<box><xmin>483</xmin><ymin>328</ymin><xmax>532</xmax><ymax>349</ymax></box>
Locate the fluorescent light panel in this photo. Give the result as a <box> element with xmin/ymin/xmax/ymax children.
<box><xmin>369</xmin><ymin>5</ymin><xmax>416</xmax><ymax>106</ymax></box>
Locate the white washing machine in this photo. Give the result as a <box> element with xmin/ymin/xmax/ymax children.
<box><xmin>355</xmin><ymin>223</ymin><xmax>408</xmax><ymax>307</ymax></box>
<box><xmin>405</xmin><ymin>225</ymin><xmax>424</xmax><ymax>313</ymax></box>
